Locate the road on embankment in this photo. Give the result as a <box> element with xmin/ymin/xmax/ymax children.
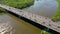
<box><xmin>0</xmin><ymin>4</ymin><xmax>60</xmax><ymax>34</ymax></box>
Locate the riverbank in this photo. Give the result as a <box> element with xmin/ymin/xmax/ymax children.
<box><xmin>53</xmin><ymin>0</ymin><xmax>60</xmax><ymax>21</ymax></box>
<box><xmin>0</xmin><ymin>0</ymin><xmax>34</xmax><ymax>9</ymax></box>
<box><xmin>0</xmin><ymin>0</ymin><xmax>34</xmax><ymax>13</ymax></box>
<box><xmin>0</xmin><ymin>8</ymin><xmax>6</xmax><ymax>13</ymax></box>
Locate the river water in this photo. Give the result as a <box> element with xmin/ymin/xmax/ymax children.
<box><xmin>0</xmin><ymin>0</ymin><xmax>58</xmax><ymax>34</ymax></box>
<box><xmin>0</xmin><ymin>13</ymin><xmax>42</xmax><ymax>34</ymax></box>
<box><xmin>23</xmin><ymin>0</ymin><xmax>58</xmax><ymax>17</ymax></box>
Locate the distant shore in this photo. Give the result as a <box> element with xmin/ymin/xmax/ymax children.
<box><xmin>53</xmin><ymin>0</ymin><xmax>60</xmax><ymax>21</ymax></box>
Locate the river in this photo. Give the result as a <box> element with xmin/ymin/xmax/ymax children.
<box><xmin>0</xmin><ymin>13</ymin><xmax>42</xmax><ymax>34</ymax></box>
<box><xmin>23</xmin><ymin>0</ymin><xmax>58</xmax><ymax>17</ymax></box>
<box><xmin>0</xmin><ymin>0</ymin><xmax>58</xmax><ymax>34</ymax></box>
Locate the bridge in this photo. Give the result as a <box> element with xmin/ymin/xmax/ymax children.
<box><xmin>0</xmin><ymin>4</ymin><xmax>60</xmax><ymax>34</ymax></box>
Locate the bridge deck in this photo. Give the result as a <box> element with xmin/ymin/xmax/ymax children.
<box><xmin>0</xmin><ymin>4</ymin><xmax>60</xmax><ymax>33</ymax></box>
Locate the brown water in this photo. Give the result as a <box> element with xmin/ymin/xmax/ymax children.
<box><xmin>0</xmin><ymin>0</ymin><xmax>57</xmax><ymax>34</ymax></box>
<box><xmin>0</xmin><ymin>13</ymin><xmax>41</xmax><ymax>34</ymax></box>
<box><xmin>23</xmin><ymin>0</ymin><xmax>58</xmax><ymax>17</ymax></box>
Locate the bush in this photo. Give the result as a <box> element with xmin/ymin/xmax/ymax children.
<box><xmin>52</xmin><ymin>0</ymin><xmax>60</xmax><ymax>21</ymax></box>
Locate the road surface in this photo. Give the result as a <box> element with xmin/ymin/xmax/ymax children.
<box><xmin>0</xmin><ymin>4</ymin><xmax>60</xmax><ymax>33</ymax></box>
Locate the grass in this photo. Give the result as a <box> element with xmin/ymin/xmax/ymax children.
<box><xmin>0</xmin><ymin>0</ymin><xmax>34</xmax><ymax>13</ymax></box>
<box><xmin>52</xmin><ymin>0</ymin><xmax>60</xmax><ymax>21</ymax></box>
<box><xmin>40</xmin><ymin>30</ymin><xmax>50</xmax><ymax>34</ymax></box>
<box><xmin>0</xmin><ymin>0</ymin><xmax>34</xmax><ymax>9</ymax></box>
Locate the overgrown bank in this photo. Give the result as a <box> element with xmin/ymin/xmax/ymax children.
<box><xmin>0</xmin><ymin>0</ymin><xmax>34</xmax><ymax>9</ymax></box>
<box><xmin>0</xmin><ymin>0</ymin><xmax>34</xmax><ymax>13</ymax></box>
<box><xmin>52</xmin><ymin>0</ymin><xmax>60</xmax><ymax>21</ymax></box>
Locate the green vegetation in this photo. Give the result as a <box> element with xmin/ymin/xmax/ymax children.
<box><xmin>53</xmin><ymin>0</ymin><xmax>60</xmax><ymax>21</ymax></box>
<box><xmin>0</xmin><ymin>0</ymin><xmax>34</xmax><ymax>9</ymax></box>
<box><xmin>0</xmin><ymin>0</ymin><xmax>34</xmax><ymax>13</ymax></box>
<box><xmin>40</xmin><ymin>30</ymin><xmax>50</xmax><ymax>34</ymax></box>
<box><xmin>0</xmin><ymin>8</ymin><xmax>6</xmax><ymax>13</ymax></box>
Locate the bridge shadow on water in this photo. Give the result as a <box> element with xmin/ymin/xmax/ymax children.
<box><xmin>5</xmin><ymin>9</ymin><xmax>60</xmax><ymax>34</ymax></box>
